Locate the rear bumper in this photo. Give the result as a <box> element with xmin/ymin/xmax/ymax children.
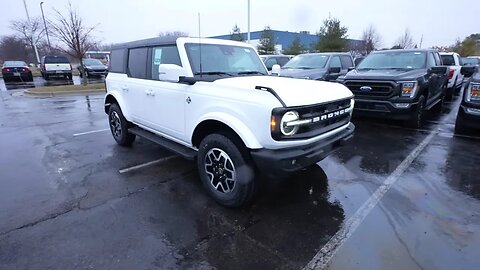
<box><xmin>43</xmin><ymin>70</ymin><xmax>72</xmax><ymax>75</ymax></box>
<box><xmin>458</xmin><ymin>104</ymin><xmax>480</xmax><ymax>129</ymax></box>
<box><xmin>2</xmin><ymin>72</ymin><xmax>32</xmax><ymax>80</ymax></box>
<box><xmin>353</xmin><ymin>99</ymin><xmax>419</xmax><ymax>120</ymax></box>
<box><xmin>250</xmin><ymin>123</ymin><xmax>355</xmax><ymax>178</ymax></box>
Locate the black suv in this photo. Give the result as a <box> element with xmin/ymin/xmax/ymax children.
<box><xmin>279</xmin><ymin>52</ymin><xmax>354</xmax><ymax>81</ymax></box>
<box><xmin>455</xmin><ymin>66</ymin><xmax>480</xmax><ymax>133</ymax></box>
<box><xmin>340</xmin><ymin>49</ymin><xmax>448</xmax><ymax>128</ymax></box>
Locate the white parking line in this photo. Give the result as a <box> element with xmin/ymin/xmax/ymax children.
<box><xmin>304</xmin><ymin>128</ymin><xmax>439</xmax><ymax>270</ymax></box>
<box><xmin>118</xmin><ymin>155</ymin><xmax>178</xmax><ymax>174</ymax></box>
<box><xmin>73</xmin><ymin>128</ymin><xmax>109</xmax><ymax>137</ymax></box>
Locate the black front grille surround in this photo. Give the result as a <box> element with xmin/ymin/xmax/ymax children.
<box><xmin>271</xmin><ymin>97</ymin><xmax>353</xmax><ymax>141</ymax></box>
<box><xmin>344</xmin><ymin>80</ymin><xmax>399</xmax><ymax>99</ymax></box>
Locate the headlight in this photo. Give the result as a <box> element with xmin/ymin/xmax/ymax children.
<box><xmin>401</xmin><ymin>82</ymin><xmax>418</xmax><ymax>98</ymax></box>
<box><xmin>280</xmin><ymin>111</ymin><xmax>299</xmax><ymax>136</ymax></box>
<box><xmin>466</xmin><ymin>83</ymin><xmax>480</xmax><ymax>102</ymax></box>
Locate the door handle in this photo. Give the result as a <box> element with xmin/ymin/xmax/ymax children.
<box><xmin>121</xmin><ymin>85</ymin><xmax>128</xmax><ymax>91</ymax></box>
<box><xmin>149</xmin><ymin>89</ymin><xmax>155</xmax><ymax>96</ymax></box>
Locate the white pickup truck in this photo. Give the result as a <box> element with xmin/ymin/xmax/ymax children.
<box><xmin>440</xmin><ymin>52</ymin><xmax>464</xmax><ymax>100</ymax></box>
<box><xmin>104</xmin><ymin>37</ymin><xmax>355</xmax><ymax>207</ymax></box>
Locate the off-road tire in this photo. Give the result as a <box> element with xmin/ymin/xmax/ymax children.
<box><xmin>108</xmin><ymin>103</ymin><xmax>136</xmax><ymax>146</ymax></box>
<box><xmin>197</xmin><ymin>133</ymin><xmax>256</xmax><ymax>207</ymax></box>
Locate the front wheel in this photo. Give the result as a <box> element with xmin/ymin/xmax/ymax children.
<box><xmin>108</xmin><ymin>104</ymin><xmax>136</xmax><ymax>146</ymax></box>
<box><xmin>197</xmin><ymin>133</ymin><xmax>256</xmax><ymax>207</ymax></box>
<box><xmin>406</xmin><ymin>96</ymin><xmax>425</xmax><ymax>129</ymax></box>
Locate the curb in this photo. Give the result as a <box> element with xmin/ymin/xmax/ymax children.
<box><xmin>24</xmin><ymin>88</ymin><xmax>105</xmax><ymax>97</ymax></box>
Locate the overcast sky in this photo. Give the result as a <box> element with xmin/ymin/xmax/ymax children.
<box><xmin>1</xmin><ymin>0</ymin><xmax>479</xmax><ymax>48</ymax></box>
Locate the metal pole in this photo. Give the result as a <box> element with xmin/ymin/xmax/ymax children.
<box><xmin>40</xmin><ymin>2</ymin><xmax>51</xmax><ymax>51</ymax></box>
<box><xmin>22</xmin><ymin>0</ymin><xmax>40</xmax><ymax>65</ymax></box>
<box><xmin>247</xmin><ymin>0</ymin><xmax>250</xmax><ymax>43</ymax></box>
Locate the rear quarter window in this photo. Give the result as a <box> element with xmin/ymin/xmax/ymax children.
<box><xmin>441</xmin><ymin>55</ymin><xmax>455</xmax><ymax>66</ymax></box>
<box><xmin>109</xmin><ymin>49</ymin><xmax>127</xmax><ymax>73</ymax></box>
<box><xmin>127</xmin><ymin>48</ymin><xmax>148</xmax><ymax>79</ymax></box>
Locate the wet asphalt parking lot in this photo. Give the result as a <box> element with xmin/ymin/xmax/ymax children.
<box><xmin>0</xmin><ymin>78</ymin><xmax>479</xmax><ymax>270</ymax></box>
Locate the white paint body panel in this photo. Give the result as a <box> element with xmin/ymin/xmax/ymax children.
<box><xmin>105</xmin><ymin>38</ymin><xmax>354</xmax><ymax>150</ymax></box>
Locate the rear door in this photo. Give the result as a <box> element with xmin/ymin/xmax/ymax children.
<box><xmin>125</xmin><ymin>47</ymin><xmax>149</xmax><ymax>125</ymax></box>
<box><xmin>428</xmin><ymin>52</ymin><xmax>443</xmax><ymax>101</ymax></box>
<box><xmin>326</xmin><ymin>56</ymin><xmax>342</xmax><ymax>81</ymax></box>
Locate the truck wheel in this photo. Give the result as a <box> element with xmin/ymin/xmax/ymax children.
<box><xmin>406</xmin><ymin>95</ymin><xmax>425</xmax><ymax>129</ymax></box>
<box><xmin>197</xmin><ymin>133</ymin><xmax>256</xmax><ymax>207</ymax></box>
<box><xmin>454</xmin><ymin>110</ymin><xmax>467</xmax><ymax>135</ymax></box>
<box><xmin>108</xmin><ymin>103</ymin><xmax>136</xmax><ymax>146</ymax></box>
<box><xmin>67</xmin><ymin>74</ymin><xmax>73</xmax><ymax>81</ymax></box>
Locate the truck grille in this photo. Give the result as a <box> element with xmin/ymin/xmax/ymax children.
<box><xmin>344</xmin><ymin>81</ymin><xmax>398</xmax><ymax>99</ymax></box>
<box><xmin>293</xmin><ymin>98</ymin><xmax>352</xmax><ymax>139</ymax></box>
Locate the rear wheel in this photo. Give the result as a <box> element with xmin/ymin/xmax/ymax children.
<box><xmin>406</xmin><ymin>95</ymin><xmax>425</xmax><ymax>129</ymax></box>
<box><xmin>197</xmin><ymin>133</ymin><xmax>256</xmax><ymax>207</ymax></box>
<box><xmin>445</xmin><ymin>87</ymin><xmax>454</xmax><ymax>101</ymax></box>
<box><xmin>67</xmin><ymin>74</ymin><xmax>73</xmax><ymax>80</ymax></box>
<box><xmin>108</xmin><ymin>103</ymin><xmax>136</xmax><ymax>146</ymax></box>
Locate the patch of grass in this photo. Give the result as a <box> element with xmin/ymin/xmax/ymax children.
<box><xmin>27</xmin><ymin>83</ymin><xmax>104</xmax><ymax>94</ymax></box>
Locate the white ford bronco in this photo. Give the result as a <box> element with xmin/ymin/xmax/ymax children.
<box><xmin>105</xmin><ymin>37</ymin><xmax>355</xmax><ymax>207</ymax></box>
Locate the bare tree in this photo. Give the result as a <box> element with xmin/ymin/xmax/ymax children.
<box><xmin>158</xmin><ymin>31</ymin><xmax>188</xmax><ymax>38</ymax></box>
<box><xmin>48</xmin><ymin>3</ymin><xmax>97</xmax><ymax>85</ymax></box>
<box><xmin>10</xmin><ymin>18</ymin><xmax>45</xmax><ymax>64</ymax></box>
<box><xmin>395</xmin><ymin>28</ymin><xmax>415</xmax><ymax>49</ymax></box>
<box><xmin>361</xmin><ymin>25</ymin><xmax>381</xmax><ymax>54</ymax></box>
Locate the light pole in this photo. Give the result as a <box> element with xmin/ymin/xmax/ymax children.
<box><xmin>22</xmin><ymin>0</ymin><xmax>40</xmax><ymax>65</ymax></box>
<box><xmin>247</xmin><ymin>0</ymin><xmax>250</xmax><ymax>43</ymax></box>
<box><xmin>40</xmin><ymin>1</ymin><xmax>51</xmax><ymax>51</ymax></box>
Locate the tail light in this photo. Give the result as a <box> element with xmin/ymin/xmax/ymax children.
<box><xmin>448</xmin><ymin>69</ymin><xmax>454</xmax><ymax>80</ymax></box>
<box><xmin>2</xmin><ymin>68</ymin><xmax>9</xmax><ymax>72</ymax></box>
<box><xmin>41</xmin><ymin>64</ymin><xmax>45</xmax><ymax>70</ymax></box>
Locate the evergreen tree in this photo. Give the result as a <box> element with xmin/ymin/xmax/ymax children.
<box><xmin>230</xmin><ymin>24</ymin><xmax>244</xmax><ymax>42</ymax></box>
<box><xmin>283</xmin><ymin>36</ymin><xmax>305</xmax><ymax>55</ymax></box>
<box><xmin>315</xmin><ymin>17</ymin><xmax>348</xmax><ymax>52</ymax></box>
<box><xmin>257</xmin><ymin>26</ymin><xmax>275</xmax><ymax>54</ymax></box>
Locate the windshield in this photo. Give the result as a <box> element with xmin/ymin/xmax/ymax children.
<box><xmin>283</xmin><ymin>54</ymin><xmax>329</xmax><ymax>69</ymax></box>
<box><xmin>185</xmin><ymin>43</ymin><xmax>267</xmax><ymax>75</ymax></box>
<box><xmin>83</xmin><ymin>58</ymin><xmax>104</xmax><ymax>66</ymax></box>
<box><xmin>440</xmin><ymin>55</ymin><xmax>455</xmax><ymax>65</ymax></box>
<box><xmin>3</xmin><ymin>61</ymin><xmax>27</xmax><ymax>67</ymax></box>
<box><xmin>463</xmin><ymin>58</ymin><xmax>480</xmax><ymax>66</ymax></box>
<box><xmin>357</xmin><ymin>51</ymin><xmax>427</xmax><ymax>70</ymax></box>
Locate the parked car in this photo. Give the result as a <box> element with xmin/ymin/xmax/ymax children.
<box><xmin>354</xmin><ymin>56</ymin><xmax>366</xmax><ymax>66</ymax></box>
<box><xmin>455</xmin><ymin>66</ymin><xmax>480</xmax><ymax>134</ymax></box>
<box><xmin>440</xmin><ymin>52</ymin><xmax>464</xmax><ymax>99</ymax></box>
<box><xmin>40</xmin><ymin>55</ymin><xmax>73</xmax><ymax>80</ymax></box>
<box><xmin>259</xmin><ymin>55</ymin><xmax>292</xmax><ymax>71</ymax></box>
<box><xmin>1</xmin><ymin>61</ymin><xmax>33</xmax><ymax>82</ymax></box>
<box><xmin>104</xmin><ymin>37</ymin><xmax>355</xmax><ymax>207</ymax></box>
<box><xmin>339</xmin><ymin>49</ymin><xmax>449</xmax><ymax>128</ymax></box>
<box><xmin>78</xmin><ymin>58</ymin><xmax>108</xmax><ymax>78</ymax></box>
<box><xmin>276</xmin><ymin>53</ymin><xmax>354</xmax><ymax>81</ymax></box>
<box><xmin>462</xmin><ymin>56</ymin><xmax>480</xmax><ymax>67</ymax></box>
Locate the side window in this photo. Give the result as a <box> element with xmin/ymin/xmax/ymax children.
<box><xmin>264</xmin><ymin>58</ymin><xmax>277</xmax><ymax>70</ymax></box>
<box><xmin>457</xmin><ymin>55</ymin><xmax>463</xmax><ymax>66</ymax></box>
<box><xmin>277</xmin><ymin>57</ymin><xmax>290</xmax><ymax>66</ymax></box>
<box><xmin>109</xmin><ymin>49</ymin><xmax>126</xmax><ymax>73</ymax></box>
<box><xmin>330</xmin><ymin>56</ymin><xmax>341</xmax><ymax>69</ymax></box>
<box><xmin>427</xmin><ymin>53</ymin><xmax>436</xmax><ymax>67</ymax></box>
<box><xmin>340</xmin><ymin>56</ymin><xmax>354</xmax><ymax>69</ymax></box>
<box><xmin>151</xmin><ymin>46</ymin><xmax>182</xmax><ymax>80</ymax></box>
<box><xmin>433</xmin><ymin>53</ymin><xmax>441</xmax><ymax>66</ymax></box>
<box><xmin>127</xmin><ymin>48</ymin><xmax>148</xmax><ymax>79</ymax></box>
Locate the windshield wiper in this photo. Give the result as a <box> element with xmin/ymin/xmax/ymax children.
<box><xmin>194</xmin><ymin>71</ymin><xmax>234</xmax><ymax>76</ymax></box>
<box><xmin>237</xmin><ymin>71</ymin><xmax>266</xmax><ymax>75</ymax></box>
<box><xmin>357</xmin><ymin>68</ymin><xmax>375</xmax><ymax>71</ymax></box>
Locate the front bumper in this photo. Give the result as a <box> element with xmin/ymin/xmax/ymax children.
<box><xmin>250</xmin><ymin>123</ymin><xmax>355</xmax><ymax>178</ymax></box>
<box><xmin>353</xmin><ymin>99</ymin><xmax>419</xmax><ymax>120</ymax></box>
<box><xmin>86</xmin><ymin>69</ymin><xmax>108</xmax><ymax>76</ymax></box>
<box><xmin>457</xmin><ymin>104</ymin><xmax>480</xmax><ymax>129</ymax></box>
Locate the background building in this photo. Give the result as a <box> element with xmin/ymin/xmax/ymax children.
<box><xmin>211</xmin><ymin>29</ymin><xmax>363</xmax><ymax>54</ymax></box>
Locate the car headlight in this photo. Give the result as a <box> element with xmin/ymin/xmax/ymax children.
<box><xmin>466</xmin><ymin>83</ymin><xmax>480</xmax><ymax>102</ymax></box>
<box><xmin>401</xmin><ymin>82</ymin><xmax>418</xmax><ymax>98</ymax></box>
<box><xmin>280</xmin><ymin>111</ymin><xmax>299</xmax><ymax>136</ymax></box>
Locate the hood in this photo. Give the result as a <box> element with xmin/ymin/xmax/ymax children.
<box><xmin>344</xmin><ymin>68</ymin><xmax>425</xmax><ymax>81</ymax></box>
<box><xmin>279</xmin><ymin>68</ymin><xmax>327</xmax><ymax>79</ymax></box>
<box><xmin>212</xmin><ymin>76</ymin><xmax>353</xmax><ymax>107</ymax></box>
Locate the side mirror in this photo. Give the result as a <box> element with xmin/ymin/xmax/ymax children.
<box><xmin>271</xmin><ymin>64</ymin><xmax>281</xmax><ymax>76</ymax></box>
<box><xmin>158</xmin><ymin>64</ymin><xmax>188</xmax><ymax>82</ymax></box>
<box><xmin>428</xmin><ymin>66</ymin><xmax>448</xmax><ymax>75</ymax></box>
<box><xmin>461</xmin><ymin>66</ymin><xmax>477</xmax><ymax>77</ymax></box>
<box><xmin>347</xmin><ymin>67</ymin><xmax>355</xmax><ymax>72</ymax></box>
<box><xmin>328</xmin><ymin>67</ymin><xmax>341</xmax><ymax>74</ymax></box>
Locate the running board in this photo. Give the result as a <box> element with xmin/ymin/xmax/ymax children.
<box><xmin>425</xmin><ymin>98</ymin><xmax>441</xmax><ymax>110</ymax></box>
<box><xmin>128</xmin><ymin>127</ymin><xmax>197</xmax><ymax>160</ymax></box>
